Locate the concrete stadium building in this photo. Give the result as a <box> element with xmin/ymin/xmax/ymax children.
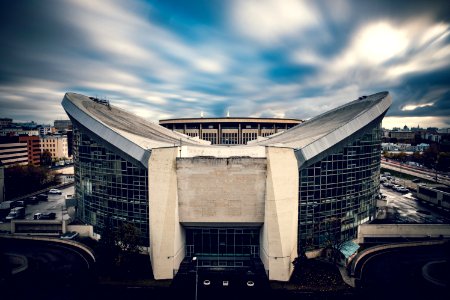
<box><xmin>62</xmin><ymin>92</ymin><xmax>391</xmax><ymax>281</ymax></box>
<box><xmin>159</xmin><ymin>117</ymin><xmax>302</xmax><ymax>144</ymax></box>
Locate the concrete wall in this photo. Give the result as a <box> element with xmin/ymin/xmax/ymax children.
<box><xmin>0</xmin><ymin>166</ymin><xmax>4</xmax><ymax>203</ymax></box>
<box><xmin>179</xmin><ymin>145</ymin><xmax>266</xmax><ymax>158</ymax></box>
<box><xmin>67</xmin><ymin>224</ymin><xmax>94</xmax><ymax>238</ymax></box>
<box><xmin>177</xmin><ymin>157</ymin><xmax>266</xmax><ymax>224</ymax></box>
<box><xmin>260</xmin><ymin>147</ymin><xmax>299</xmax><ymax>281</ymax></box>
<box><xmin>148</xmin><ymin>147</ymin><xmax>184</xmax><ymax>279</ymax></box>
<box><xmin>357</xmin><ymin>224</ymin><xmax>450</xmax><ymax>243</ymax></box>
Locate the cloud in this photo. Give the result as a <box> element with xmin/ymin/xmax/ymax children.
<box><xmin>402</xmin><ymin>103</ymin><xmax>434</xmax><ymax>111</ymax></box>
<box><xmin>0</xmin><ymin>0</ymin><xmax>449</xmax><ymax>129</ymax></box>
<box><xmin>382</xmin><ymin>116</ymin><xmax>449</xmax><ymax>129</ymax></box>
<box><xmin>229</xmin><ymin>0</ymin><xmax>320</xmax><ymax>45</ymax></box>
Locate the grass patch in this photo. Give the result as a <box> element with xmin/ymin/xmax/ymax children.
<box><xmin>272</xmin><ymin>259</ymin><xmax>351</xmax><ymax>292</ymax></box>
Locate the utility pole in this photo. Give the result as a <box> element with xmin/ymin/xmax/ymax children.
<box><xmin>192</xmin><ymin>256</ymin><xmax>198</xmax><ymax>300</ymax></box>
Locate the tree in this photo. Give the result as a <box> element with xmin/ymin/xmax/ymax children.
<box><xmin>4</xmin><ymin>165</ymin><xmax>56</xmax><ymax>199</ymax></box>
<box><xmin>96</xmin><ymin>216</ymin><xmax>120</xmax><ymax>275</ymax></box>
<box><xmin>116</xmin><ymin>222</ymin><xmax>142</xmax><ymax>254</ymax></box>
<box><xmin>96</xmin><ymin>220</ymin><xmax>142</xmax><ymax>277</ymax></box>
<box><xmin>323</xmin><ymin>218</ymin><xmax>344</xmax><ymax>264</ymax></box>
<box><xmin>41</xmin><ymin>150</ymin><xmax>52</xmax><ymax>166</ymax></box>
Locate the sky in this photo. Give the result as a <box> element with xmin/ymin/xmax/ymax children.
<box><xmin>0</xmin><ymin>0</ymin><xmax>449</xmax><ymax>129</ymax></box>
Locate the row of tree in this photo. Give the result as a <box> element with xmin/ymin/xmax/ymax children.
<box><xmin>383</xmin><ymin>146</ymin><xmax>450</xmax><ymax>172</ymax></box>
<box><xmin>4</xmin><ymin>165</ymin><xmax>57</xmax><ymax>199</ymax></box>
<box><xmin>96</xmin><ymin>220</ymin><xmax>144</xmax><ymax>277</ymax></box>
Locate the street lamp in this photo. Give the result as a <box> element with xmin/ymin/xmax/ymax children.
<box><xmin>192</xmin><ymin>256</ymin><xmax>198</xmax><ymax>300</ymax></box>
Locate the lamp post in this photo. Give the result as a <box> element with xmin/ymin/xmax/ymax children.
<box><xmin>192</xmin><ymin>256</ymin><xmax>198</xmax><ymax>300</ymax></box>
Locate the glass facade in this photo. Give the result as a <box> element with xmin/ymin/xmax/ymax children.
<box><xmin>298</xmin><ymin>123</ymin><xmax>382</xmax><ymax>251</ymax></box>
<box><xmin>185</xmin><ymin>227</ymin><xmax>260</xmax><ymax>267</ymax></box>
<box><xmin>73</xmin><ymin>127</ymin><xmax>150</xmax><ymax>246</ymax></box>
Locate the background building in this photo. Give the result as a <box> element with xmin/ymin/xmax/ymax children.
<box><xmin>0</xmin><ymin>164</ymin><xmax>4</xmax><ymax>203</ymax></box>
<box><xmin>40</xmin><ymin>135</ymin><xmax>69</xmax><ymax>160</ymax></box>
<box><xmin>0</xmin><ymin>118</ymin><xmax>13</xmax><ymax>128</ymax></box>
<box><xmin>62</xmin><ymin>91</ymin><xmax>391</xmax><ymax>282</ymax></box>
<box><xmin>18</xmin><ymin>135</ymin><xmax>41</xmax><ymax>166</ymax></box>
<box><xmin>0</xmin><ymin>138</ymin><xmax>28</xmax><ymax>167</ymax></box>
<box><xmin>39</xmin><ymin>125</ymin><xmax>55</xmax><ymax>136</ymax></box>
<box><xmin>54</xmin><ymin>119</ymin><xmax>72</xmax><ymax>133</ymax></box>
<box><xmin>159</xmin><ymin>117</ymin><xmax>302</xmax><ymax>144</ymax></box>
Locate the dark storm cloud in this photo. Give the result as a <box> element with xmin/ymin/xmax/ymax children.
<box><xmin>0</xmin><ymin>1</ymin><xmax>90</xmax><ymax>83</ymax></box>
<box><xmin>0</xmin><ymin>0</ymin><xmax>449</xmax><ymax>128</ymax></box>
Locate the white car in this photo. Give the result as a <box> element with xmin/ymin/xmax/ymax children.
<box><xmin>60</xmin><ymin>231</ymin><xmax>79</xmax><ymax>240</ymax></box>
<box><xmin>48</xmin><ymin>189</ymin><xmax>62</xmax><ymax>195</ymax></box>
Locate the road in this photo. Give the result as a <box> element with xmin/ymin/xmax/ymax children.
<box><xmin>376</xmin><ymin>185</ymin><xmax>450</xmax><ymax>224</ymax></box>
<box><xmin>23</xmin><ymin>185</ymin><xmax>75</xmax><ymax>221</ymax></box>
<box><xmin>358</xmin><ymin>243</ymin><xmax>450</xmax><ymax>299</ymax></box>
<box><xmin>0</xmin><ymin>237</ymin><xmax>95</xmax><ymax>300</ymax></box>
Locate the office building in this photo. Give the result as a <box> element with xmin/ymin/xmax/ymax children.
<box><xmin>40</xmin><ymin>135</ymin><xmax>69</xmax><ymax>160</ymax></box>
<box><xmin>0</xmin><ymin>138</ymin><xmax>28</xmax><ymax>167</ymax></box>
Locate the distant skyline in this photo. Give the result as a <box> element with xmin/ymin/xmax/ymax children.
<box><xmin>0</xmin><ymin>0</ymin><xmax>449</xmax><ymax>129</ymax></box>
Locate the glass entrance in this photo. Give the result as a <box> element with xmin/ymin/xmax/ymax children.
<box><xmin>185</xmin><ymin>227</ymin><xmax>260</xmax><ymax>268</ymax></box>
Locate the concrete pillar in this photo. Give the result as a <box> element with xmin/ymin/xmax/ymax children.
<box><xmin>148</xmin><ymin>147</ymin><xmax>185</xmax><ymax>279</ymax></box>
<box><xmin>260</xmin><ymin>147</ymin><xmax>299</xmax><ymax>281</ymax></box>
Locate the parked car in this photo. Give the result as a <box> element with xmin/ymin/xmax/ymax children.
<box><xmin>396</xmin><ymin>187</ymin><xmax>409</xmax><ymax>193</ymax></box>
<box><xmin>382</xmin><ymin>182</ymin><xmax>393</xmax><ymax>188</ymax></box>
<box><xmin>11</xmin><ymin>200</ymin><xmax>26</xmax><ymax>208</ymax></box>
<box><xmin>5</xmin><ymin>207</ymin><xmax>25</xmax><ymax>221</ymax></box>
<box><xmin>33</xmin><ymin>212</ymin><xmax>56</xmax><ymax>220</ymax></box>
<box><xmin>37</xmin><ymin>194</ymin><xmax>48</xmax><ymax>201</ymax></box>
<box><xmin>392</xmin><ymin>184</ymin><xmax>402</xmax><ymax>190</ymax></box>
<box><xmin>27</xmin><ymin>196</ymin><xmax>38</xmax><ymax>205</ymax></box>
<box><xmin>48</xmin><ymin>189</ymin><xmax>62</xmax><ymax>195</ymax></box>
<box><xmin>60</xmin><ymin>231</ymin><xmax>79</xmax><ymax>240</ymax></box>
<box><xmin>412</xmin><ymin>178</ymin><xmax>421</xmax><ymax>183</ymax></box>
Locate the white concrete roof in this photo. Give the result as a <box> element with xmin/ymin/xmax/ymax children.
<box><xmin>62</xmin><ymin>91</ymin><xmax>391</xmax><ymax>167</ymax></box>
<box><xmin>255</xmin><ymin>92</ymin><xmax>392</xmax><ymax>164</ymax></box>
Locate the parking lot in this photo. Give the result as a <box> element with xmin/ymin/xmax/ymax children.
<box><xmin>377</xmin><ymin>181</ymin><xmax>450</xmax><ymax>224</ymax></box>
<box><xmin>0</xmin><ymin>185</ymin><xmax>75</xmax><ymax>224</ymax></box>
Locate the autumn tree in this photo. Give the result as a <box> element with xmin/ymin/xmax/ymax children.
<box><xmin>40</xmin><ymin>150</ymin><xmax>52</xmax><ymax>166</ymax></box>
<box><xmin>5</xmin><ymin>165</ymin><xmax>56</xmax><ymax>199</ymax></box>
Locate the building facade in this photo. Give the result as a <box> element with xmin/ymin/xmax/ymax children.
<box><xmin>0</xmin><ymin>139</ymin><xmax>28</xmax><ymax>167</ymax></box>
<box><xmin>62</xmin><ymin>91</ymin><xmax>391</xmax><ymax>281</ymax></box>
<box><xmin>40</xmin><ymin>135</ymin><xmax>69</xmax><ymax>160</ymax></box>
<box><xmin>18</xmin><ymin>135</ymin><xmax>41</xmax><ymax>166</ymax></box>
<box><xmin>54</xmin><ymin>119</ymin><xmax>72</xmax><ymax>133</ymax></box>
<box><xmin>0</xmin><ymin>136</ymin><xmax>40</xmax><ymax>166</ymax></box>
<box><xmin>159</xmin><ymin>118</ymin><xmax>302</xmax><ymax>145</ymax></box>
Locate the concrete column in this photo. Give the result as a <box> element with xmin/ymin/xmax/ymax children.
<box><xmin>260</xmin><ymin>147</ymin><xmax>299</xmax><ymax>281</ymax></box>
<box><xmin>238</xmin><ymin>123</ymin><xmax>242</xmax><ymax>144</ymax></box>
<box><xmin>148</xmin><ymin>147</ymin><xmax>184</xmax><ymax>279</ymax></box>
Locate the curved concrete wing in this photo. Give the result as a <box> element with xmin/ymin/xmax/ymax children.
<box><xmin>61</xmin><ymin>93</ymin><xmax>206</xmax><ymax>167</ymax></box>
<box><xmin>255</xmin><ymin>91</ymin><xmax>392</xmax><ymax>165</ymax></box>
<box><xmin>62</xmin><ymin>91</ymin><xmax>391</xmax><ymax>167</ymax></box>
